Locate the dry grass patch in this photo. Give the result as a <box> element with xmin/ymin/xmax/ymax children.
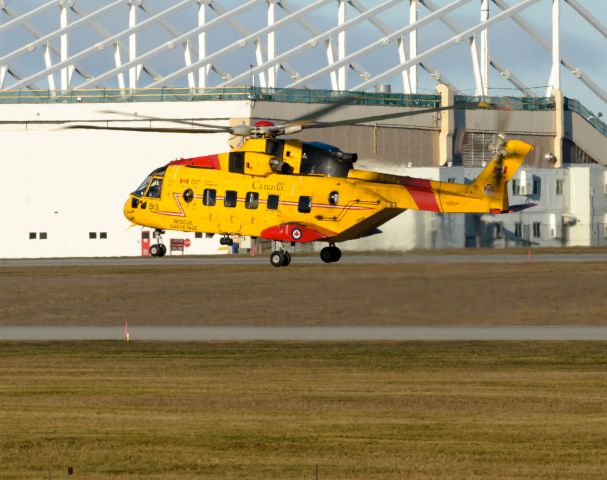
<box><xmin>0</xmin><ymin>341</ymin><xmax>606</xmax><ymax>479</ymax></box>
<box><xmin>1</xmin><ymin>262</ymin><xmax>607</xmax><ymax>325</ymax></box>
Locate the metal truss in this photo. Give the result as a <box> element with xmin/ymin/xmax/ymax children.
<box><xmin>0</xmin><ymin>0</ymin><xmax>605</xmax><ymax>107</ymax></box>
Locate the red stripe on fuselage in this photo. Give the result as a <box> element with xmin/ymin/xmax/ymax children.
<box><xmin>399</xmin><ymin>177</ymin><xmax>440</xmax><ymax>212</ymax></box>
<box><xmin>168</xmin><ymin>154</ymin><xmax>220</xmax><ymax>169</ymax></box>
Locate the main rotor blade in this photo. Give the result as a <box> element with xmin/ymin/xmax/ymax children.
<box><xmin>286</xmin><ymin>95</ymin><xmax>359</xmax><ymax>126</ymax></box>
<box><xmin>98</xmin><ymin>109</ymin><xmax>232</xmax><ymax>130</ymax></box>
<box><xmin>302</xmin><ymin>102</ymin><xmax>477</xmax><ymax>130</ymax></box>
<box><xmin>63</xmin><ymin>124</ymin><xmax>225</xmax><ymax>134</ymax></box>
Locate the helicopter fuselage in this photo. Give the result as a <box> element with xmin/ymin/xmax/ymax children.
<box><xmin>124</xmin><ymin>137</ymin><xmax>533</xmax><ymax>254</ymax></box>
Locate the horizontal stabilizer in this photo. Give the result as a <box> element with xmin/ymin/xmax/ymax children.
<box><xmin>503</xmin><ymin>203</ymin><xmax>537</xmax><ymax>213</ymax></box>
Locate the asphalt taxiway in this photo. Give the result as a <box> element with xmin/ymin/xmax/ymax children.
<box><xmin>2</xmin><ymin>252</ymin><xmax>607</xmax><ymax>268</ymax></box>
<box><xmin>2</xmin><ymin>325</ymin><xmax>607</xmax><ymax>341</ymax></box>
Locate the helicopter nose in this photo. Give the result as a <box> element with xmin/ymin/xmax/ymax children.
<box><xmin>124</xmin><ymin>196</ymin><xmax>138</xmax><ymax>222</ymax></box>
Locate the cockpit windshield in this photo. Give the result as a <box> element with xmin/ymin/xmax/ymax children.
<box><xmin>133</xmin><ymin>175</ymin><xmax>153</xmax><ymax>196</ymax></box>
<box><xmin>300</xmin><ymin>142</ymin><xmax>357</xmax><ymax>177</ymax></box>
<box><xmin>132</xmin><ymin>167</ymin><xmax>166</xmax><ymax>197</ymax></box>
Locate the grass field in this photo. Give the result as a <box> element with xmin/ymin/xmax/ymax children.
<box><xmin>1</xmin><ymin>341</ymin><xmax>607</xmax><ymax>479</ymax></box>
<box><xmin>1</xmin><ymin>261</ymin><xmax>607</xmax><ymax>325</ymax></box>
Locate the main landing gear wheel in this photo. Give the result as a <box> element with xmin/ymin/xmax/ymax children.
<box><xmin>150</xmin><ymin>243</ymin><xmax>167</xmax><ymax>257</ymax></box>
<box><xmin>270</xmin><ymin>250</ymin><xmax>291</xmax><ymax>267</ymax></box>
<box><xmin>320</xmin><ymin>245</ymin><xmax>341</xmax><ymax>263</ymax></box>
<box><xmin>150</xmin><ymin>229</ymin><xmax>166</xmax><ymax>257</ymax></box>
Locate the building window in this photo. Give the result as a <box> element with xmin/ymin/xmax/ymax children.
<box><xmin>203</xmin><ymin>189</ymin><xmax>216</xmax><ymax>206</ymax></box>
<box><xmin>29</xmin><ymin>232</ymin><xmax>37</xmax><ymax>240</ymax></box>
<box><xmin>89</xmin><ymin>232</ymin><xmax>97</xmax><ymax>239</ymax></box>
<box><xmin>493</xmin><ymin>222</ymin><xmax>503</xmax><ymax>239</ymax></box>
<box><xmin>267</xmin><ymin>194</ymin><xmax>279</xmax><ymax>210</ymax></box>
<box><xmin>514</xmin><ymin>222</ymin><xmax>523</xmax><ymax>238</ymax></box>
<box><xmin>447</xmin><ymin>177</ymin><xmax>456</xmax><ymax>183</ymax></box>
<box><xmin>533</xmin><ymin>222</ymin><xmax>541</xmax><ymax>238</ymax></box>
<box><xmin>511</xmin><ymin>179</ymin><xmax>519</xmax><ymax>195</ymax></box>
<box><xmin>532</xmin><ymin>178</ymin><xmax>541</xmax><ymax>196</ymax></box>
<box><xmin>245</xmin><ymin>192</ymin><xmax>259</xmax><ymax>209</ymax></box>
<box><xmin>100</xmin><ymin>232</ymin><xmax>107</xmax><ymax>239</ymax></box>
<box><xmin>556</xmin><ymin>179</ymin><xmax>564</xmax><ymax>195</ymax></box>
<box><xmin>298</xmin><ymin>196</ymin><xmax>312</xmax><ymax>213</ymax></box>
<box><xmin>224</xmin><ymin>190</ymin><xmax>237</xmax><ymax>208</ymax></box>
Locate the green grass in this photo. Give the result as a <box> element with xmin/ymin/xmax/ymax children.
<box><xmin>1</xmin><ymin>341</ymin><xmax>607</xmax><ymax>479</ymax></box>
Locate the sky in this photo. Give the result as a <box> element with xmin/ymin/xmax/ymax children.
<box><xmin>1</xmin><ymin>0</ymin><xmax>605</xmax><ymax>114</ymax></box>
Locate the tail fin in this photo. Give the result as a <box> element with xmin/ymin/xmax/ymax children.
<box><xmin>465</xmin><ymin>139</ymin><xmax>533</xmax><ymax>213</ymax></box>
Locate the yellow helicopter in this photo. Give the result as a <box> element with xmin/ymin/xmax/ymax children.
<box><xmin>68</xmin><ymin>100</ymin><xmax>533</xmax><ymax>267</ymax></box>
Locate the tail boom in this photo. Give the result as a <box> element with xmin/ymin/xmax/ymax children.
<box><xmin>397</xmin><ymin>139</ymin><xmax>534</xmax><ymax>214</ymax></box>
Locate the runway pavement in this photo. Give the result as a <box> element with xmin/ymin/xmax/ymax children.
<box><xmin>2</xmin><ymin>252</ymin><xmax>607</xmax><ymax>267</ymax></box>
<box><xmin>2</xmin><ymin>325</ymin><xmax>607</xmax><ymax>341</ymax></box>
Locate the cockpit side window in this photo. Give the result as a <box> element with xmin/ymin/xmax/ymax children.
<box><xmin>146</xmin><ymin>178</ymin><xmax>163</xmax><ymax>198</ymax></box>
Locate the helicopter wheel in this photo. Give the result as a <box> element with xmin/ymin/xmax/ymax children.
<box><xmin>220</xmin><ymin>236</ymin><xmax>233</xmax><ymax>246</ymax></box>
<box><xmin>282</xmin><ymin>251</ymin><xmax>291</xmax><ymax>266</ymax></box>
<box><xmin>270</xmin><ymin>250</ymin><xmax>285</xmax><ymax>268</ymax></box>
<box><xmin>320</xmin><ymin>246</ymin><xmax>341</xmax><ymax>263</ymax></box>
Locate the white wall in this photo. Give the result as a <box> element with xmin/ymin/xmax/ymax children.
<box><xmin>567</xmin><ymin>167</ymin><xmax>591</xmax><ymax>246</ymax></box>
<box><xmin>0</xmin><ymin>101</ymin><xmax>248</xmax><ymax>258</ymax></box>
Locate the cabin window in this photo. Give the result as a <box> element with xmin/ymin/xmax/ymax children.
<box><xmin>203</xmin><ymin>189</ymin><xmax>216</xmax><ymax>206</ymax></box>
<box><xmin>89</xmin><ymin>232</ymin><xmax>97</xmax><ymax>239</ymax></box>
<box><xmin>267</xmin><ymin>194</ymin><xmax>279</xmax><ymax>210</ymax></box>
<box><xmin>39</xmin><ymin>232</ymin><xmax>47</xmax><ymax>240</ymax></box>
<box><xmin>183</xmin><ymin>188</ymin><xmax>194</xmax><ymax>203</ymax></box>
<box><xmin>245</xmin><ymin>192</ymin><xmax>259</xmax><ymax>209</ymax></box>
<box><xmin>29</xmin><ymin>232</ymin><xmax>36</xmax><ymax>239</ymax></box>
<box><xmin>100</xmin><ymin>232</ymin><xmax>107</xmax><ymax>239</ymax></box>
<box><xmin>298</xmin><ymin>195</ymin><xmax>312</xmax><ymax>213</ymax></box>
<box><xmin>224</xmin><ymin>190</ymin><xmax>238</xmax><ymax>208</ymax></box>
<box><xmin>229</xmin><ymin>152</ymin><xmax>245</xmax><ymax>173</ymax></box>
<box><xmin>146</xmin><ymin>178</ymin><xmax>162</xmax><ymax>198</ymax></box>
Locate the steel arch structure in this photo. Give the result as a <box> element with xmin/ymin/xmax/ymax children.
<box><xmin>0</xmin><ymin>0</ymin><xmax>605</xmax><ymax>106</ymax></box>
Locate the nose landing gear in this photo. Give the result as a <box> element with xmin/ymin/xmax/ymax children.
<box><xmin>320</xmin><ymin>244</ymin><xmax>341</xmax><ymax>263</ymax></box>
<box><xmin>150</xmin><ymin>229</ymin><xmax>167</xmax><ymax>257</ymax></box>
